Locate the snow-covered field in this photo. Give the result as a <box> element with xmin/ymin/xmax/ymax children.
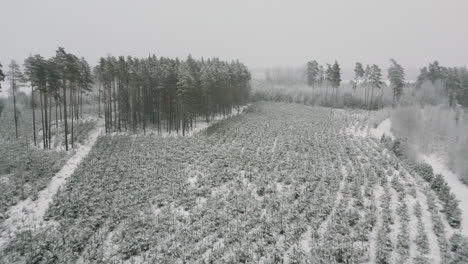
<box><xmin>1</xmin><ymin>102</ymin><xmax>466</xmax><ymax>263</ymax></box>
<box><xmin>0</xmin><ymin>119</ymin><xmax>104</xmax><ymax>248</ymax></box>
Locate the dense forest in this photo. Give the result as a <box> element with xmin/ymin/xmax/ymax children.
<box><xmin>95</xmin><ymin>55</ymin><xmax>251</xmax><ymax>135</ymax></box>
<box><xmin>0</xmin><ymin>48</ymin><xmax>251</xmax><ymax>150</ymax></box>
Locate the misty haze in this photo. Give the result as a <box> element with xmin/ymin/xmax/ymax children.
<box><xmin>0</xmin><ymin>0</ymin><xmax>468</xmax><ymax>263</ymax></box>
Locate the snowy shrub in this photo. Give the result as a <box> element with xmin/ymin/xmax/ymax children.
<box><xmin>414</xmin><ymin>163</ymin><xmax>434</xmax><ymax>182</ymax></box>
<box><xmin>0</xmin><ymin>98</ymin><xmax>4</xmax><ymax>117</ymax></box>
<box><xmin>376</xmin><ymin>229</ymin><xmax>392</xmax><ymax>264</ymax></box>
<box><xmin>413</xmin><ymin>201</ymin><xmax>433</xmax><ymax>260</ymax></box>
<box><xmin>413</xmin><ymin>255</ymin><xmax>430</xmax><ymax>264</ymax></box>
<box><xmin>450</xmin><ymin>234</ymin><xmax>468</xmax><ymax>264</ymax></box>
<box><xmin>396</xmin><ymin>201</ymin><xmax>410</xmax><ymax>259</ymax></box>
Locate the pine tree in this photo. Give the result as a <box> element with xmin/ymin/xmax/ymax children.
<box><xmin>428</xmin><ymin>61</ymin><xmax>444</xmax><ymax>85</ymax></box>
<box><xmin>353</xmin><ymin>62</ymin><xmax>365</xmax><ymax>103</ymax></box>
<box><xmin>459</xmin><ymin>68</ymin><xmax>468</xmax><ymax>107</ymax></box>
<box><xmin>65</xmin><ymin>53</ymin><xmax>81</xmax><ymax>148</ymax></box>
<box><xmin>306</xmin><ymin>60</ymin><xmax>319</xmax><ymax>96</ymax></box>
<box><xmin>93</xmin><ymin>65</ymin><xmax>102</xmax><ymax>118</ymax></box>
<box><xmin>364</xmin><ymin>64</ymin><xmax>371</xmax><ymax>105</ymax></box>
<box><xmin>317</xmin><ymin>65</ymin><xmax>324</xmax><ymax>87</ymax></box>
<box><xmin>331</xmin><ymin>61</ymin><xmax>341</xmax><ymax>108</ymax></box>
<box><xmin>325</xmin><ymin>64</ymin><xmax>333</xmax><ymax>103</ymax></box>
<box><xmin>368</xmin><ymin>65</ymin><xmax>383</xmax><ymax>110</ymax></box>
<box><xmin>24</xmin><ymin>55</ymin><xmax>48</xmax><ymax>146</ymax></box>
<box><xmin>54</xmin><ymin>47</ymin><xmax>70</xmax><ymax>150</ymax></box>
<box><xmin>443</xmin><ymin>67</ymin><xmax>462</xmax><ymax>107</ymax></box>
<box><xmin>7</xmin><ymin>60</ymin><xmax>24</xmax><ymax>139</ymax></box>
<box><xmin>354</xmin><ymin>62</ymin><xmax>365</xmax><ymax>81</ymax></box>
<box><xmin>416</xmin><ymin>67</ymin><xmax>428</xmax><ymax>89</ymax></box>
<box><xmin>387</xmin><ymin>59</ymin><xmax>405</xmax><ymax>107</ymax></box>
<box><xmin>46</xmin><ymin>58</ymin><xmax>61</xmax><ymax>148</ymax></box>
<box><xmin>0</xmin><ymin>62</ymin><xmax>5</xmax><ymax>91</ymax></box>
<box><xmin>78</xmin><ymin>57</ymin><xmax>93</xmax><ymax>119</ymax></box>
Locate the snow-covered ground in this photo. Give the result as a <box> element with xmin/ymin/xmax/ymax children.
<box><xmin>0</xmin><ymin>119</ymin><xmax>104</xmax><ymax>249</ymax></box>
<box><xmin>420</xmin><ymin>154</ymin><xmax>468</xmax><ymax>237</ymax></box>
<box><xmin>370</xmin><ymin>118</ymin><xmax>394</xmax><ymax>140</ymax></box>
<box><xmin>344</xmin><ymin>115</ymin><xmax>394</xmax><ymax>140</ymax></box>
<box><xmin>372</xmin><ymin>118</ymin><xmax>468</xmax><ymax>237</ymax></box>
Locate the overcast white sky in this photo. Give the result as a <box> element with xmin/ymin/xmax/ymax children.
<box><xmin>0</xmin><ymin>0</ymin><xmax>467</xmax><ymax>71</ymax></box>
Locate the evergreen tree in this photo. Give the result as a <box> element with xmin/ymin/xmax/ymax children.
<box><xmin>416</xmin><ymin>67</ymin><xmax>428</xmax><ymax>89</ymax></box>
<box><xmin>353</xmin><ymin>62</ymin><xmax>364</xmax><ymax>102</ymax></box>
<box><xmin>0</xmin><ymin>62</ymin><xmax>5</xmax><ymax>91</ymax></box>
<box><xmin>459</xmin><ymin>68</ymin><xmax>468</xmax><ymax>107</ymax></box>
<box><xmin>368</xmin><ymin>64</ymin><xmax>383</xmax><ymax>110</ymax></box>
<box><xmin>317</xmin><ymin>65</ymin><xmax>324</xmax><ymax>87</ymax></box>
<box><xmin>354</xmin><ymin>62</ymin><xmax>365</xmax><ymax>81</ymax></box>
<box><xmin>331</xmin><ymin>61</ymin><xmax>341</xmax><ymax>107</ymax></box>
<box><xmin>325</xmin><ymin>64</ymin><xmax>333</xmax><ymax>102</ymax></box>
<box><xmin>387</xmin><ymin>59</ymin><xmax>405</xmax><ymax>107</ymax></box>
<box><xmin>46</xmin><ymin>58</ymin><xmax>62</xmax><ymax>147</ymax></box>
<box><xmin>24</xmin><ymin>55</ymin><xmax>47</xmax><ymax>146</ymax></box>
<box><xmin>7</xmin><ymin>60</ymin><xmax>24</xmax><ymax>138</ymax></box>
<box><xmin>78</xmin><ymin>57</ymin><xmax>93</xmax><ymax>118</ymax></box>
<box><xmin>93</xmin><ymin>65</ymin><xmax>103</xmax><ymax>118</ymax></box>
<box><xmin>306</xmin><ymin>60</ymin><xmax>319</xmax><ymax>96</ymax></box>
<box><xmin>428</xmin><ymin>61</ymin><xmax>444</xmax><ymax>85</ymax></box>
<box><xmin>364</xmin><ymin>64</ymin><xmax>371</xmax><ymax>105</ymax></box>
<box><xmin>443</xmin><ymin>67</ymin><xmax>461</xmax><ymax>107</ymax></box>
<box><xmin>54</xmin><ymin>47</ymin><xmax>70</xmax><ymax>150</ymax></box>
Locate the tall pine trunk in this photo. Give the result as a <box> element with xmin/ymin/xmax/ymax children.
<box><xmin>55</xmin><ymin>97</ymin><xmax>58</xmax><ymax>129</ymax></box>
<box><xmin>40</xmin><ymin>90</ymin><xmax>46</xmax><ymax>149</ymax></box>
<box><xmin>70</xmin><ymin>85</ymin><xmax>74</xmax><ymax>148</ymax></box>
<box><xmin>31</xmin><ymin>86</ymin><xmax>36</xmax><ymax>145</ymax></box>
<box><xmin>43</xmin><ymin>91</ymin><xmax>49</xmax><ymax>148</ymax></box>
<box><xmin>98</xmin><ymin>84</ymin><xmax>101</xmax><ymax>118</ymax></box>
<box><xmin>63</xmin><ymin>84</ymin><xmax>68</xmax><ymax>151</ymax></box>
<box><xmin>80</xmin><ymin>87</ymin><xmax>83</xmax><ymax>119</ymax></box>
<box><xmin>12</xmin><ymin>85</ymin><xmax>18</xmax><ymax>138</ymax></box>
<box><xmin>49</xmin><ymin>93</ymin><xmax>52</xmax><ymax>149</ymax></box>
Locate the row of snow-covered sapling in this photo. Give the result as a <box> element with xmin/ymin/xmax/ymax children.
<box><xmin>375</xmin><ymin>120</ymin><xmax>468</xmax><ymax>263</ymax></box>
<box><xmin>381</xmin><ymin>135</ymin><xmax>462</xmax><ymax>229</ymax></box>
<box><xmin>346</xmin><ymin>109</ymin><xmax>468</xmax><ymax>264</ymax></box>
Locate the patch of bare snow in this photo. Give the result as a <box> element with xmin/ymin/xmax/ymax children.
<box><xmin>0</xmin><ymin>119</ymin><xmax>104</xmax><ymax>249</ymax></box>
<box><xmin>299</xmin><ymin>226</ymin><xmax>312</xmax><ymax>256</ymax></box>
<box><xmin>271</xmin><ymin>136</ymin><xmax>278</xmax><ymax>153</ymax></box>
<box><xmin>370</xmin><ymin>118</ymin><xmax>394</xmax><ymax>140</ymax></box>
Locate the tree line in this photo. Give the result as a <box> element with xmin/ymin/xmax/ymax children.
<box><xmin>3</xmin><ymin>48</ymin><xmax>94</xmax><ymax>150</ymax></box>
<box><xmin>306</xmin><ymin>59</ymin><xmax>468</xmax><ymax>109</ymax></box>
<box><xmin>416</xmin><ymin>61</ymin><xmax>468</xmax><ymax>107</ymax></box>
<box><xmin>95</xmin><ymin>55</ymin><xmax>251</xmax><ymax>135</ymax></box>
<box><xmin>0</xmin><ymin>48</ymin><xmax>251</xmax><ymax>150</ymax></box>
<box><xmin>306</xmin><ymin>60</ymin><xmax>390</xmax><ymax>110</ymax></box>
